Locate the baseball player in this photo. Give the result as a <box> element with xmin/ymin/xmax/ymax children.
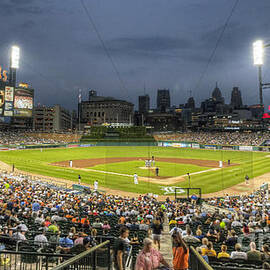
<box><xmin>133</xmin><ymin>173</ymin><xmax>138</xmax><ymax>184</ymax></box>
<box><xmin>151</xmin><ymin>156</ymin><xmax>155</xmax><ymax>167</ymax></box>
<box><xmin>94</xmin><ymin>180</ymin><xmax>99</xmax><ymax>190</ymax></box>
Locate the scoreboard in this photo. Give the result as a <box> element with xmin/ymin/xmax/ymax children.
<box><xmin>0</xmin><ymin>85</ymin><xmax>34</xmax><ymax>118</ymax></box>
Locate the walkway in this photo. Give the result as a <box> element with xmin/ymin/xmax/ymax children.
<box><xmin>160</xmin><ymin>217</ymin><xmax>173</xmax><ymax>266</ymax></box>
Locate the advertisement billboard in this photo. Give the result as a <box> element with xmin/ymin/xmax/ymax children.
<box><xmin>0</xmin><ymin>89</ymin><xmax>4</xmax><ymax>116</ymax></box>
<box><xmin>3</xmin><ymin>86</ymin><xmax>14</xmax><ymax>116</ymax></box>
<box><xmin>13</xmin><ymin>88</ymin><xmax>34</xmax><ymax>117</ymax></box>
<box><xmin>239</xmin><ymin>145</ymin><xmax>253</xmax><ymax>151</ymax></box>
<box><xmin>192</xmin><ymin>143</ymin><xmax>200</xmax><ymax>149</ymax></box>
<box><xmin>5</xmin><ymin>86</ymin><xmax>14</xmax><ymax>102</ymax></box>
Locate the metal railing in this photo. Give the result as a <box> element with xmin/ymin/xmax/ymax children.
<box><xmin>52</xmin><ymin>240</ymin><xmax>111</xmax><ymax>270</ymax></box>
<box><xmin>189</xmin><ymin>246</ymin><xmax>214</xmax><ymax>270</ymax></box>
<box><xmin>0</xmin><ymin>250</ymin><xmax>73</xmax><ymax>270</ymax></box>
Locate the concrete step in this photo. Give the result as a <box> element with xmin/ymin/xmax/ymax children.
<box><xmin>159</xmin><ymin>216</ymin><xmax>173</xmax><ymax>264</ymax></box>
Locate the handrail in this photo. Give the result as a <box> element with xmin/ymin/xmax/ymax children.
<box><xmin>52</xmin><ymin>240</ymin><xmax>110</xmax><ymax>270</ymax></box>
<box><xmin>190</xmin><ymin>246</ymin><xmax>214</xmax><ymax>270</ymax></box>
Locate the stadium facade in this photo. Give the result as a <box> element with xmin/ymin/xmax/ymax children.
<box><xmin>79</xmin><ymin>90</ymin><xmax>134</xmax><ymax>128</ymax></box>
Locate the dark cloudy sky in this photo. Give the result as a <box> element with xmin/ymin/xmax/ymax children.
<box><xmin>0</xmin><ymin>0</ymin><xmax>270</xmax><ymax>111</ymax></box>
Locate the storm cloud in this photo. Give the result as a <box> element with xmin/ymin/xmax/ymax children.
<box><xmin>0</xmin><ymin>0</ymin><xmax>269</xmax><ymax>110</ymax></box>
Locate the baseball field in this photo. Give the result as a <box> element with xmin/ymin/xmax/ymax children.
<box><xmin>0</xmin><ymin>146</ymin><xmax>269</xmax><ymax>196</ymax></box>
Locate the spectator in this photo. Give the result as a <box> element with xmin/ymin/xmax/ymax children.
<box><xmin>217</xmin><ymin>245</ymin><xmax>230</xmax><ymax>259</ymax></box>
<box><xmin>200</xmin><ymin>238</ymin><xmax>209</xmax><ymax>250</ymax></box>
<box><xmin>183</xmin><ymin>228</ymin><xmax>200</xmax><ymax>244</ymax></box>
<box><xmin>172</xmin><ymin>232</ymin><xmax>189</xmax><ymax>270</ymax></box>
<box><xmin>231</xmin><ymin>243</ymin><xmax>247</xmax><ymax>260</ymax></box>
<box><xmin>150</xmin><ymin>219</ymin><xmax>163</xmax><ymax>250</ymax></box>
<box><xmin>262</xmin><ymin>244</ymin><xmax>270</xmax><ymax>261</ymax></box>
<box><xmin>34</xmin><ymin>228</ymin><xmax>48</xmax><ymax>247</ymax></box>
<box><xmin>195</xmin><ymin>229</ymin><xmax>204</xmax><ymax>240</ymax></box>
<box><xmin>226</xmin><ymin>230</ymin><xmax>238</xmax><ymax>246</ymax></box>
<box><xmin>202</xmin><ymin>242</ymin><xmax>216</xmax><ymax>257</ymax></box>
<box><xmin>196</xmin><ymin>247</ymin><xmax>209</xmax><ymax>263</ymax></box>
<box><xmin>48</xmin><ymin>221</ymin><xmax>59</xmax><ymax>233</ymax></box>
<box><xmin>247</xmin><ymin>242</ymin><xmax>261</xmax><ymax>261</ymax></box>
<box><xmin>170</xmin><ymin>224</ymin><xmax>182</xmax><ymax>236</ymax></box>
<box><xmin>59</xmin><ymin>233</ymin><xmax>74</xmax><ymax>248</ymax></box>
<box><xmin>74</xmin><ymin>232</ymin><xmax>86</xmax><ymax>246</ymax></box>
<box><xmin>135</xmin><ymin>238</ymin><xmax>170</xmax><ymax>270</ymax></box>
<box><xmin>113</xmin><ymin>227</ymin><xmax>129</xmax><ymax>270</ymax></box>
<box><xmin>12</xmin><ymin>228</ymin><xmax>26</xmax><ymax>241</ymax></box>
<box><xmin>92</xmin><ymin>218</ymin><xmax>103</xmax><ymax>229</ymax></box>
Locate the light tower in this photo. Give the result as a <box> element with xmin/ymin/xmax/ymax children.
<box><xmin>253</xmin><ymin>40</ymin><xmax>270</xmax><ymax>107</ymax></box>
<box><xmin>9</xmin><ymin>46</ymin><xmax>20</xmax><ymax>87</ymax></box>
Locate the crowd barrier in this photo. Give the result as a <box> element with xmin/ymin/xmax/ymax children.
<box><xmin>189</xmin><ymin>246</ymin><xmax>214</xmax><ymax>270</ymax></box>
<box><xmin>52</xmin><ymin>240</ymin><xmax>110</xmax><ymax>270</ymax></box>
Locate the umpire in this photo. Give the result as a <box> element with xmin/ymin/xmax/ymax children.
<box><xmin>155</xmin><ymin>167</ymin><xmax>159</xmax><ymax>177</ymax></box>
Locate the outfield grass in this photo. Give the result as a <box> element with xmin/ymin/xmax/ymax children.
<box><xmin>0</xmin><ymin>146</ymin><xmax>268</xmax><ymax>195</ymax></box>
<box><xmin>90</xmin><ymin>160</ymin><xmax>209</xmax><ymax>177</ymax></box>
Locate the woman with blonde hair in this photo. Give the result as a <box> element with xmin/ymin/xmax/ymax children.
<box><xmin>135</xmin><ymin>238</ymin><xmax>170</xmax><ymax>270</ymax></box>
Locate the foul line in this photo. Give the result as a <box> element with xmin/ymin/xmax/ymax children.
<box><xmin>74</xmin><ymin>166</ymin><xmax>221</xmax><ymax>182</ymax></box>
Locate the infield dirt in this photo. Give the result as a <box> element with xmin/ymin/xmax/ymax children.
<box><xmin>51</xmin><ymin>157</ymin><xmax>233</xmax><ymax>168</ymax></box>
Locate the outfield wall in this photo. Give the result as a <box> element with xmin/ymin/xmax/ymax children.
<box><xmin>157</xmin><ymin>141</ymin><xmax>270</xmax><ymax>152</ymax></box>
<box><xmin>1</xmin><ymin>140</ymin><xmax>269</xmax><ymax>151</ymax></box>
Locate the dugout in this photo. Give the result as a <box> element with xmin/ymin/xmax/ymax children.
<box><xmin>175</xmin><ymin>187</ymin><xmax>202</xmax><ymax>204</ymax></box>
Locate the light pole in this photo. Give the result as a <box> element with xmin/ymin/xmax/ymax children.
<box><xmin>253</xmin><ymin>40</ymin><xmax>270</xmax><ymax>108</ymax></box>
<box><xmin>10</xmin><ymin>45</ymin><xmax>20</xmax><ymax>87</ymax></box>
<box><xmin>187</xmin><ymin>172</ymin><xmax>190</xmax><ymax>188</ymax></box>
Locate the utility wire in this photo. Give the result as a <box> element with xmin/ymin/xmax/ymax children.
<box><xmin>194</xmin><ymin>0</ymin><xmax>240</xmax><ymax>91</ymax></box>
<box><xmin>80</xmin><ymin>0</ymin><xmax>130</xmax><ymax>100</ymax></box>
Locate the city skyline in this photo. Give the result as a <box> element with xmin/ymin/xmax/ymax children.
<box><xmin>0</xmin><ymin>0</ymin><xmax>270</xmax><ymax>110</ymax></box>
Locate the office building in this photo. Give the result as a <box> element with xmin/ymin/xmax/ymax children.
<box><xmin>230</xmin><ymin>87</ymin><xmax>243</xmax><ymax>109</ymax></box>
<box><xmin>139</xmin><ymin>94</ymin><xmax>150</xmax><ymax>114</ymax></box>
<box><xmin>33</xmin><ymin>104</ymin><xmax>73</xmax><ymax>131</ymax></box>
<box><xmin>157</xmin><ymin>89</ymin><xmax>170</xmax><ymax>112</ymax></box>
<box><xmin>79</xmin><ymin>91</ymin><xmax>134</xmax><ymax>127</ymax></box>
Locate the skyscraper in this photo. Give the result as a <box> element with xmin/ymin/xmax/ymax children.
<box><xmin>186</xmin><ymin>97</ymin><xmax>195</xmax><ymax>111</ymax></box>
<box><xmin>138</xmin><ymin>94</ymin><xmax>150</xmax><ymax>114</ymax></box>
<box><xmin>230</xmin><ymin>87</ymin><xmax>243</xmax><ymax>109</ymax></box>
<box><xmin>212</xmin><ymin>82</ymin><xmax>224</xmax><ymax>104</ymax></box>
<box><xmin>157</xmin><ymin>89</ymin><xmax>170</xmax><ymax>112</ymax></box>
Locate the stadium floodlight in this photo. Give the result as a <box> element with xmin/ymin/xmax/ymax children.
<box><xmin>11</xmin><ymin>46</ymin><xmax>20</xmax><ymax>69</ymax></box>
<box><xmin>253</xmin><ymin>40</ymin><xmax>264</xmax><ymax>66</ymax></box>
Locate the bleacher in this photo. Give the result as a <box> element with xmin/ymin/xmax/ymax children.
<box><xmin>0</xmin><ymin>169</ymin><xmax>270</xmax><ymax>270</ymax></box>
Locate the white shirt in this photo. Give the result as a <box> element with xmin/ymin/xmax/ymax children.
<box><xmin>34</xmin><ymin>234</ymin><xmax>48</xmax><ymax>246</ymax></box>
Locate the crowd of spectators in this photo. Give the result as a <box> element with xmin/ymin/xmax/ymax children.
<box><xmin>167</xmin><ymin>189</ymin><xmax>270</xmax><ymax>269</ymax></box>
<box><xmin>0</xmin><ymin>172</ymin><xmax>168</xmax><ymax>268</ymax></box>
<box><xmin>155</xmin><ymin>131</ymin><xmax>270</xmax><ymax>146</ymax></box>
<box><xmin>0</xmin><ymin>170</ymin><xmax>270</xmax><ymax>269</ymax></box>
<box><xmin>0</xmin><ymin>131</ymin><xmax>80</xmax><ymax>145</ymax></box>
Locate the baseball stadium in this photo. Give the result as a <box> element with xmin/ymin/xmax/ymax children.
<box><xmin>1</xmin><ymin>0</ymin><xmax>270</xmax><ymax>269</ymax></box>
